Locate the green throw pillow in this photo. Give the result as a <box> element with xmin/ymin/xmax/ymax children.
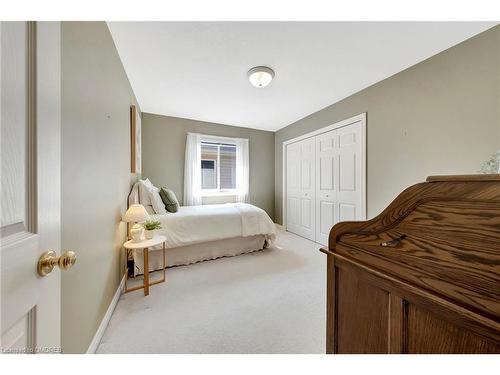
<box><xmin>159</xmin><ymin>187</ymin><xmax>179</xmax><ymax>213</ymax></box>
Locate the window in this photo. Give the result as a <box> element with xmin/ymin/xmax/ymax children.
<box><xmin>184</xmin><ymin>133</ymin><xmax>248</xmax><ymax>205</ymax></box>
<box><xmin>201</xmin><ymin>141</ymin><xmax>236</xmax><ymax>192</ymax></box>
<box><xmin>201</xmin><ymin>160</ymin><xmax>217</xmax><ymax>189</ymax></box>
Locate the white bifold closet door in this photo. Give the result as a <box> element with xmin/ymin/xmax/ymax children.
<box><xmin>315</xmin><ymin>130</ymin><xmax>336</xmax><ymax>245</ymax></box>
<box><xmin>286</xmin><ymin>137</ymin><xmax>316</xmax><ymax>241</ymax></box>
<box><xmin>315</xmin><ymin>121</ymin><xmax>364</xmax><ymax>244</ymax></box>
<box><xmin>286</xmin><ymin>118</ymin><xmax>364</xmax><ymax>245</ymax></box>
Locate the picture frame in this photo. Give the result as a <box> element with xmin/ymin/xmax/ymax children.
<box><xmin>130</xmin><ymin>104</ymin><xmax>141</xmax><ymax>173</ymax></box>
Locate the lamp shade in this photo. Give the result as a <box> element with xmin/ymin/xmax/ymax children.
<box><xmin>123</xmin><ymin>204</ymin><xmax>149</xmax><ymax>223</ymax></box>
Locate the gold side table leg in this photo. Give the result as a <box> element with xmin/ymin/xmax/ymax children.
<box><xmin>143</xmin><ymin>247</ymin><xmax>149</xmax><ymax>296</ymax></box>
<box><xmin>124</xmin><ymin>247</ymin><xmax>128</xmax><ymax>292</ymax></box>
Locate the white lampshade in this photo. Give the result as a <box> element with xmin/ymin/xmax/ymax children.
<box><xmin>123</xmin><ymin>204</ymin><xmax>149</xmax><ymax>223</ymax></box>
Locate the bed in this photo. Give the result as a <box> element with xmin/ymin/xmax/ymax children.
<box><xmin>128</xmin><ymin>182</ymin><xmax>276</xmax><ymax>276</ymax></box>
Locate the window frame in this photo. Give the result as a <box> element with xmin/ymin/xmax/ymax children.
<box><xmin>200</xmin><ymin>140</ymin><xmax>237</xmax><ymax>195</ymax></box>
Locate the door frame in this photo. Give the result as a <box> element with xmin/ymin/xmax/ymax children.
<box><xmin>282</xmin><ymin>112</ymin><xmax>367</xmax><ymax>232</ymax></box>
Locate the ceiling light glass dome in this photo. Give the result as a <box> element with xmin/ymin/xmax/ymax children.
<box><xmin>247</xmin><ymin>66</ymin><xmax>275</xmax><ymax>88</ymax></box>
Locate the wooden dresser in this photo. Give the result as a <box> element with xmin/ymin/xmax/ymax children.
<box><xmin>321</xmin><ymin>175</ymin><xmax>500</xmax><ymax>353</ymax></box>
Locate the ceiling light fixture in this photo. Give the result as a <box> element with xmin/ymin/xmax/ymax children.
<box><xmin>247</xmin><ymin>66</ymin><xmax>275</xmax><ymax>88</ymax></box>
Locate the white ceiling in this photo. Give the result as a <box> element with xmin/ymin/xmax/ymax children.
<box><xmin>108</xmin><ymin>22</ymin><xmax>496</xmax><ymax>132</ymax></box>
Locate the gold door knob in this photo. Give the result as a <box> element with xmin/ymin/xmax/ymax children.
<box><xmin>37</xmin><ymin>250</ymin><xmax>77</xmax><ymax>277</ymax></box>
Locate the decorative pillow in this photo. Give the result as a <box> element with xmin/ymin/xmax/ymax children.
<box><xmin>159</xmin><ymin>187</ymin><xmax>179</xmax><ymax>213</ymax></box>
<box><xmin>149</xmin><ymin>186</ymin><xmax>167</xmax><ymax>215</ymax></box>
<box><xmin>138</xmin><ymin>179</ymin><xmax>154</xmax><ymax>206</ymax></box>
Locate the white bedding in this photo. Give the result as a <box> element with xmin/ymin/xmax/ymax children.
<box><xmin>148</xmin><ymin>203</ymin><xmax>276</xmax><ymax>249</ymax></box>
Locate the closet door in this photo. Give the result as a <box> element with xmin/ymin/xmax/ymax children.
<box><xmin>298</xmin><ymin>138</ymin><xmax>316</xmax><ymax>240</ymax></box>
<box><xmin>286</xmin><ymin>142</ymin><xmax>302</xmax><ymax>235</ymax></box>
<box><xmin>337</xmin><ymin>121</ymin><xmax>364</xmax><ymax>223</ymax></box>
<box><xmin>287</xmin><ymin>116</ymin><xmax>365</xmax><ymax>245</ymax></box>
<box><xmin>286</xmin><ymin>137</ymin><xmax>316</xmax><ymax>240</ymax></box>
<box><xmin>315</xmin><ymin>131</ymin><xmax>337</xmax><ymax>245</ymax></box>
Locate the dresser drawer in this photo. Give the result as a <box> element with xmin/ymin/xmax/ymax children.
<box><xmin>327</xmin><ymin>254</ymin><xmax>500</xmax><ymax>353</ymax></box>
<box><xmin>335</xmin><ymin>200</ymin><xmax>500</xmax><ymax>320</ymax></box>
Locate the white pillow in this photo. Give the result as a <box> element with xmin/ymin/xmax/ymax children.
<box><xmin>149</xmin><ymin>186</ymin><xmax>167</xmax><ymax>215</ymax></box>
<box><xmin>138</xmin><ymin>179</ymin><xmax>154</xmax><ymax>206</ymax></box>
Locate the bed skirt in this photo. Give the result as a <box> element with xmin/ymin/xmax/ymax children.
<box><xmin>131</xmin><ymin>235</ymin><xmax>267</xmax><ymax>276</ymax></box>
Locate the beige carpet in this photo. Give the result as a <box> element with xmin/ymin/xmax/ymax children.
<box><xmin>96</xmin><ymin>226</ymin><xmax>326</xmax><ymax>353</ymax></box>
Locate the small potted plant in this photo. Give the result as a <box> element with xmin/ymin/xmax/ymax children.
<box><xmin>142</xmin><ymin>220</ymin><xmax>162</xmax><ymax>240</ymax></box>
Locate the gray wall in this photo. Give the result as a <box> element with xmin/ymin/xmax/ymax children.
<box><xmin>142</xmin><ymin>113</ymin><xmax>275</xmax><ymax>218</ymax></box>
<box><xmin>275</xmin><ymin>25</ymin><xmax>500</xmax><ymax>224</ymax></box>
<box><xmin>61</xmin><ymin>21</ymin><xmax>140</xmax><ymax>353</ymax></box>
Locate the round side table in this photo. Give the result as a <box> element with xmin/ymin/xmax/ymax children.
<box><xmin>123</xmin><ymin>235</ymin><xmax>166</xmax><ymax>296</ymax></box>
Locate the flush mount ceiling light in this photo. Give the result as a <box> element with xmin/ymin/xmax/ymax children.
<box><xmin>247</xmin><ymin>66</ymin><xmax>275</xmax><ymax>88</ymax></box>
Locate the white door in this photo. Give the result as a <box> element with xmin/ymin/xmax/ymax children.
<box><xmin>336</xmin><ymin>120</ymin><xmax>364</xmax><ymax>225</ymax></box>
<box><xmin>315</xmin><ymin>131</ymin><xmax>337</xmax><ymax>245</ymax></box>
<box><xmin>298</xmin><ymin>137</ymin><xmax>315</xmax><ymax>240</ymax></box>
<box><xmin>1</xmin><ymin>21</ymin><xmax>64</xmax><ymax>353</ymax></box>
<box><xmin>286</xmin><ymin>141</ymin><xmax>301</xmax><ymax>236</ymax></box>
<box><xmin>285</xmin><ymin>114</ymin><xmax>366</xmax><ymax>246</ymax></box>
<box><xmin>314</xmin><ymin>121</ymin><xmax>365</xmax><ymax>246</ymax></box>
<box><xmin>286</xmin><ymin>137</ymin><xmax>316</xmax><ymax>241</ymax></box>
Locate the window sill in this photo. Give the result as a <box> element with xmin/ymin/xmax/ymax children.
<box><xmin>201</xmin><ymin>191</ymin><xmax>237</xmax><ymax>197</ymax></box>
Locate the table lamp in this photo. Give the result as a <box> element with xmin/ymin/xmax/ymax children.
<box><xmin>123</xmin><ymin>204</ymin><xmax>149</xmax><ymax>242</ymax></box>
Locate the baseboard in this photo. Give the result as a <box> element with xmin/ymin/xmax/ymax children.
<box><xmin>86</xmin><ymin>274</ymin><xmax>126</xmax><ymax>354</ymax></box>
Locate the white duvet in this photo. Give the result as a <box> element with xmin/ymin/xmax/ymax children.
<box><xmin>148</xmin><ymin>203</ymin><xmax>276</xmax><ymax>248</ymax></box>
